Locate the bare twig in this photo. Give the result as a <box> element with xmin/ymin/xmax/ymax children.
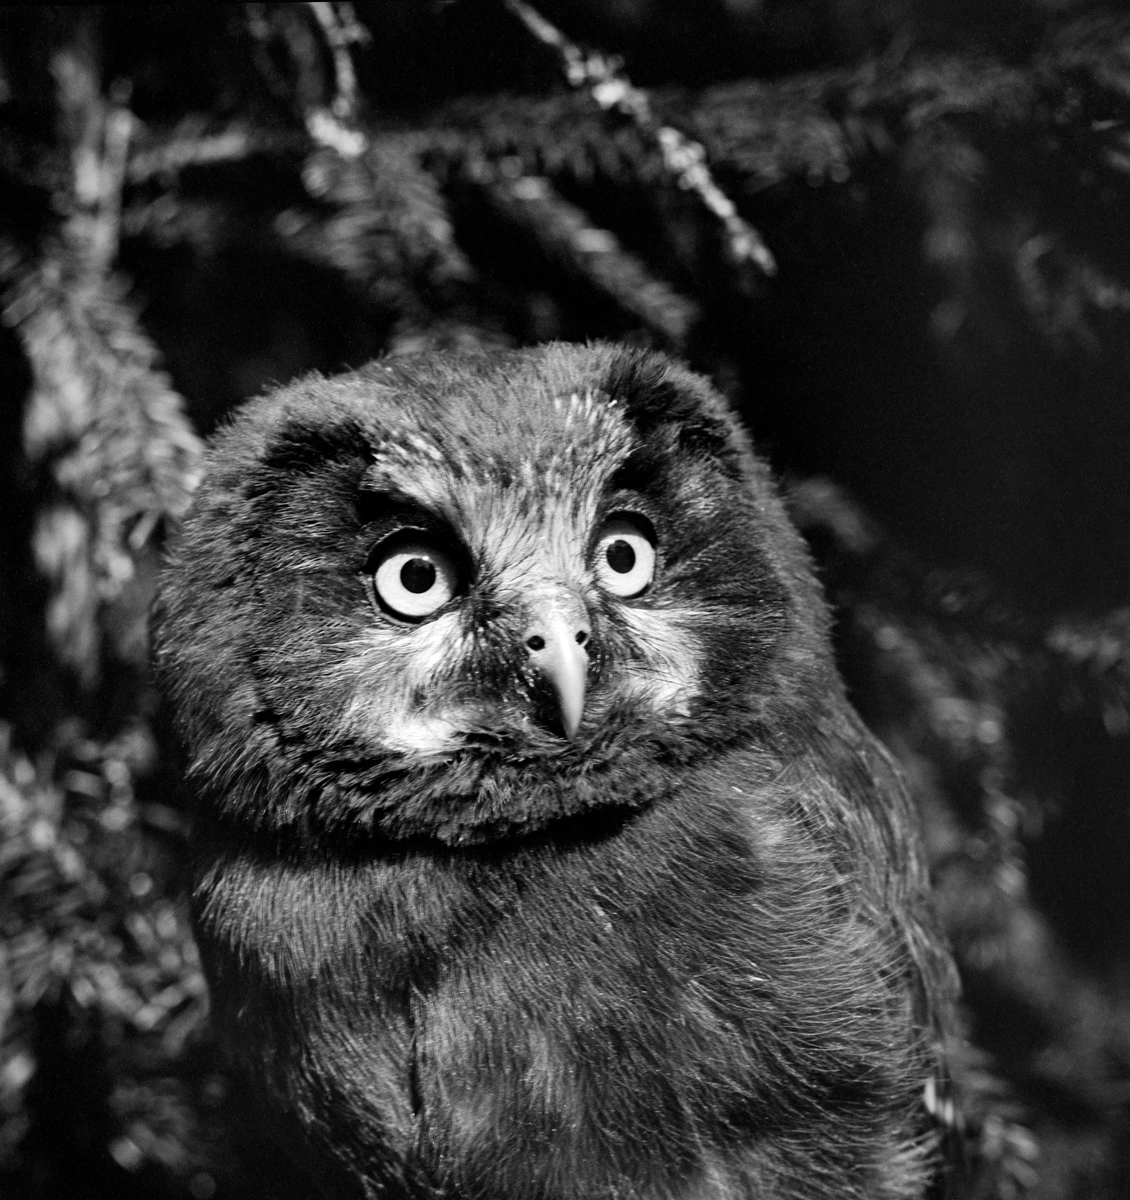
<box><xmin>245</xmin><ymin>4</ymin><xmax>367</xmax><ymax>159</ymax></box>
<box><xmin>303</xmin><ymin>2</ymin><xmax>368</xmax><ymax>158</ymax></box>
<box><xmin>502</xmin><ymin>0</ymin><xmax>776</xmax><ymax>277</ymax></box>
<box><xmin>307</xmin><ymin>1</ymin><xmax>368</xmax><ymax>122</ymax></box>
<box><xmin>126</xmin><ymin>122</ymin><xmax>301</xmax><ymax>183</ymax></box>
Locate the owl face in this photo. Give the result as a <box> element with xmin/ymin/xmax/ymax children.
<box><xmin>155</xmin><ymin>343</ymin><xmax>836</xmax><ymax>844</ymax></box>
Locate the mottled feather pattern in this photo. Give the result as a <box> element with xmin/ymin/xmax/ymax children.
<box><xmin>152</xmin><ymin>342</ymin><xmax>956</xmax><ymax>1198</ymax></box>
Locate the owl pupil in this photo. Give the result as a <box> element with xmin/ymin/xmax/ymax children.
<box><xmin>401</xmin><ymin>558</ymin><xmax>436</xmax><ymax>594</ymax></box>
<box><xmin>606</xmin><ymin>540</ymin><xmax>635</xmax><ymax>574</ymax></box>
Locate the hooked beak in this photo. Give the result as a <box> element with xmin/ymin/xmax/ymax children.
<box><xmin>523</xmin><ymin>601</ymin><xmax>591</xmax><ymax>740</ymax></box>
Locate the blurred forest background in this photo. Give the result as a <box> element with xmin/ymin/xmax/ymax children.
<box><xmin>1</xmin><ymin>2</ymin><xmax>1129</xmax><ymax>1197</ymax></box>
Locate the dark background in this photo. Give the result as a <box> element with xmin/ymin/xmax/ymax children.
<box><xmin>1</xmin><ymin>3</ymin><xmax>1128</xmax><ymax>1198</ymax></box>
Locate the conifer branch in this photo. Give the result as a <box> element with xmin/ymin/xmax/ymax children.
<box><xmin>501</xmin><ymin>0</ymin><xmax>776</xmax><ymax>278</ymax></box>
<box><xmin>1</xmin><ymin>240</ymin><xmax>202</xmax><ymax>682</ymax></box>
<box><xmin>480</xmin><ymin>171</ymin><xmax>700</xmax><ymax>349</ymax></box>
<box><xmin>306</xmin><ymin>2</ymin><xmax>368</xmax><ymax>123</ymax></box>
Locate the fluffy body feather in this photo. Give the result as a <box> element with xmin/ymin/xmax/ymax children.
<box><xmin>152</xmin><ymin>343</ymin><xmax>954</xmax><ymax>1199</ymax></box>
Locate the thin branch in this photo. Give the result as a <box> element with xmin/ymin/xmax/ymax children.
<box><xmin>245</xmin><ymin>4</ymin><xmax>367</xmax><ymax>160</ymax></box>
<box><xmin>303</xmin><ymin>2</ymin><xmax>367</xmax><ymax>158</ymax></box>
<box><xmin>501</xmin><ymin>0</ymin><xmax>776</xmax><ymax>277</ymax></box>
<box><xmin>127</xmin><ymin>122</ymin><xmax>303</xmax><ymax>183</ymax></box>
<box><xmin>307</xmin><ymin>1</ymin><xmax>368</xmax><ymax>122</ymax></box>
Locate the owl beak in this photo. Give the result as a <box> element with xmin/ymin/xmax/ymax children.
<box><xmin>524</xmin><ymin>608</ymin><xmax>590</xmax><ymax>740</ymax></box>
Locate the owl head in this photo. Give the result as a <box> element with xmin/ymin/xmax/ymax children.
<box><xmin>153</xmin><ymin>343</ymin><xmax>840</xmax><ymax>845</ymax></box>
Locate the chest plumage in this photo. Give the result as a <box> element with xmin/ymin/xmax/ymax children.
<box><xmin>152</xmin><ymin>342</ymin><xmax>952</xmax><ymax>1199</ymax></box>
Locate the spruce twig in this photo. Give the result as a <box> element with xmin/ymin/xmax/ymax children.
<box><xmin>126</xmin><ymin>123</ymin><xmax>303</xmax><ymax>184</ymax></box>
<box><xmin>306</xmin><ymin>2</ymin><xmax>368</xmax><ymax>123</ymax></box>
<box><xmin>501</xmin><ymin>0</ymin><xmax>776</xmax><ymax>278</ymax></box>
<box><xmin>49</xmin><ymin>18</ymin><xmax>134</xmax><ymax>273</ymax></box>
<box><xmin>246</xmin><ymin>3</ymin><xmax>367</xmax><ymax>159</ymax></box>
<box><xmin>480</xmin><ymin>171</ymin><xmax>700</xmax><ymax>349</ymax></box>
<box><xmin>1</xmin><ymin>18</ymin><xmax>201</xmax><ymax>685</ymax></box>
<box><xmin>302</xmin><ymin>1</ymin><xmax>367</xmax><ymax>159</ymax></box>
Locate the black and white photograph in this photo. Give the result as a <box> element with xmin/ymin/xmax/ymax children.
<box><xmin>0</xmin><ymin>4</ymin><xmax>1128</xmax><ymax>1198</ymax></box>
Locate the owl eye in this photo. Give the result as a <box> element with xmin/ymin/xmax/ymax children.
<box><xmin>593</xmin><ymin>515</ymin><xmax>656</xmax><ymax>598</ymax></box>
<box><xmin>371</xmin><ymin>536</ymin><xmax>461</xmax><ymax>620</ymax></box>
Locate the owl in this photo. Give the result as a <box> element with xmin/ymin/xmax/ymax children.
<box><xmin>152</xmin><ymin>343</ymin><xmax>955</xmax><ymax>1200</ymax></box>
